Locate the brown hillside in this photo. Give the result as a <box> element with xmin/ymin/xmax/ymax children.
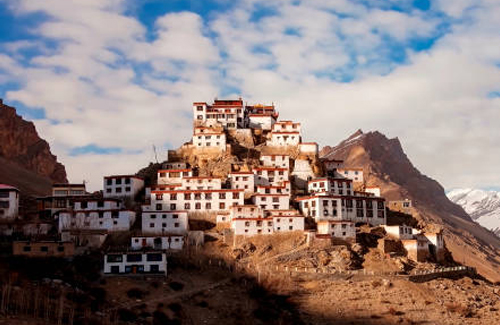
<box><xmin>0</xmin><ymin>99</ymin><xmax>67</xmax><ymax>195</ymax></box>
<box><xmin>321</xmin><ymin>130</ymin><xmax>500</xmax><ymax>282</ymax></box>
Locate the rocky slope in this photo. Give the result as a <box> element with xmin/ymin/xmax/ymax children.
<box><xmin>0</xmin><ymin>99</ymin><xmax>67</xmax><ymax>195</ymax></box>
<box><xmin>321</xmin><ymin>130</ymin><xmax>500</xmax><ymax>282</ymax></box>
<box><xmin>448</xmin><ymin>188</ymin><xmax>500</xmax><ymax>237</ymax></box>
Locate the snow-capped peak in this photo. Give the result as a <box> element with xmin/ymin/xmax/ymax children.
<box><xmin>448</xmin><ymin>188</ymin><xmax>500</xmax><ymax>236</ymax></box>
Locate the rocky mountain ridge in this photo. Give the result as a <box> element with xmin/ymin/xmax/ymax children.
<box><xmin>0</xmin><ymin>99</ymin><xmax>67</xmax><ymax>195</ymax></box>
<box><xmin>448</xmin><ymin>188</ymin><xmax>500</xmax><ymax>236</ymax></box>
<box><xmin>321</xmin><ymin>130</ymin><xmax>500</xmax><ymax>282</ymax></box>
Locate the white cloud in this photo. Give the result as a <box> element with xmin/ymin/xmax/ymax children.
<box><xmin>1</xmin><ymin>0</ymin><xmax>500</xmax><ymax>192</ymax></box>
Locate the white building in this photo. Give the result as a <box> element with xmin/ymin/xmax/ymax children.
<box><xmin>229</xmin><ymin>172</ymin><xmax>255</xmax><ymax>194</ymax></box>
<box><xmin>317</xmin><ymin>220</ymin><xmax>356</xmax><ymax>241</ymax></box>
<box><xmin>0</xmin><ymin>184</ymin><xmax>19</xmax><ymax>219</ymax></box>
<box><xmin>337</xmin><ymin>168</ymin><xmax>364</xmax><ymax>184</ymax></box>
<box><xmin>157</xmin><ymin>169</ymin><xmax>193</xmax><ymax>185</ymax></box>
<box><xmin>193</xmin><ymin>99</ymin><xmax>245</xmax><ymax>129</ymax></box>
<box><xmin>51</xmin><ymin>183</ymin><xmax>87</xmax><ymax>197</ymax></box>
<box><xmin>245</xmin><ymin>105</ymin><xmax>278</xmax><ymax>130</ymax></box>
<box><xmin>272</xmin><ymin>215</ymin><xmax>305</xmax><ymax>232</ymax></box>
<box><xmin>291</xmin><ymin>158</ymin><xmax>315</xmax><ymax>189</ymax></box>
<box><xmin>272</xmin><ymin>121</ymin><xmax>301</xmax><ymax>133</ymax></box>
<box><xmin>104</xmin><ymin>251</ymin><xmax>167</xmax><ymax>275</ymax></box>
<box><xmin>308</xmin><ymin>177</ymin><xmax>353</xmax><ymax>196</ymax></box>
<box><xmin>58</xmin><ymin>199</ymin><xmax>136</xmax><ymax>232</ymax></box>
<box><xmin>256</xmin><ymin>182</ymin><xmax>291</xmax><ymax>195</ymax></box>
<box><xmin>142</xmin><ymin>210</ymin><xmax>189</xmax><ymax>235</ymax></box>
<box><xmin>229</xmin><ymin>205</ymin><xmax>264</xmax><ymax>221</ymax></box>
<box><xmin>232</xmin><ymin>218</ymin><xmax>274</xmax><ymax>236</ymax></box>
<box><xmin>365</xmin><ymin>186</ymin><xmax>381</xmax><ymax>197</ymax></box>
<box><xmin>296</xmin><ymin>194</ymin><xmax>386</xmax><ymax>226</ymax></box>
<box><xmin>192</xmin><ymin>126</ymin><xmax>227</xmax><ymax>151</ymax></box>
<box><xmin>382</xmin><ymin>224</ymin><xmax>415</xmax><ymax>240</ymax></box>
<box><xmin>253</xmin><ymin>193</ymin><xmax>290</xmax><ymax>210</ymax></box>
<box><xmin>299</xmin><ymin>142</ymin><xmax>318</xmax><ymax>156</ymax></box>
<box><xmin>163</xmin><ymin>162</ymin><xmax>187</xmax><ymax>170</ymax></box>
<box><xmin>260</xmin><ymin>155</ymin><xmax>290</xmax><ymax>169</ymax></box>
<box><xmin>103</xmin><ymin>175</ymin><xmax>144</xmax><ymax>199</ymax></box>
<box><xmin>268</xmin><ymin>131</ymin><xmax>301</xmax><ymax>147</ymax></box>
<box><xmin>231</xmin><ymin>214</ymin><xmax>304</xmax><ymax>236</ymax></box>
<box><xmin>321</xmin><ymin>158</ymin><xmax>343</xmax><ymax>175</ymax></box>
<box><xmin>253</xmin><ymin>167</ymin><xmax>289</xmax><ymax>186</ymax></box>
<box><xmin>148</xmin><ymin>189</ymin><xmax>244</xmax><ymax>212</ymax></box>
<box><xmin>131</xmin><ymin>235</ymin><xmax>184</xmax><ymax>250</ymax></box>
<box><xmin>181</xmin><ymin>177</ymin><xmax>222</xmax><ymax>190</ymax></box>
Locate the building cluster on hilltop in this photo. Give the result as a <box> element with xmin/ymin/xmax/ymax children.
<box><xmin>0</xmin><ymin>98</ymin><xmax>445</xmax><ymax>276</ymax></box>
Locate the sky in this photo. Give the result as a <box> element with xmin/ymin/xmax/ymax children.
<box><xmin>0</xmin><ymin>0</ymin><xmax>499</xmax><ymax>192</ymax></box>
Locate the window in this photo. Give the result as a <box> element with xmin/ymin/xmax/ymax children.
<box><xmin>289</xmin><ymin>226</ymin><xmax>293</xmax><ymax>230</ymax></box>
<box><xmin>162</xmin><ymin>223</ymin><xmax>166</xmax><ymax>227</ymax></box>
<box><xmin>185</xmin><ymin>203</ymin><xmax>190</xmax><ymax>209</ymax></box>
<box><xmin>150</xmin><ymin>265</ymin><xmax>160</xmax><ymax>273</ymax></box>
<box><xmin>323</xmin><ymin>200</ymin><xmax>329</xmax><ymax>207</ymax></box>
<box><xmin>125</xmin><ymin>178</ymin><xmax>131</xmax><ymax>184</ymax></box>
<box><xmin>106</xmin><ymin>179</ymin><xmax>112</xmax><ymax>186</ymax></box>
<box><xmin>126</xmin><ymin>254</ymin><xmax>142</xmax><ymax>262</ymax></box>
<box><xmin>106</xmin><ymin>189</ymin><xmax>112</xmax><ymax>193</ymax></box>
<box><xmin>184</xmin><ymin>193</ymin><xmax>191</xmax><ymax>200</ymax></box>
<box><xmin>116</xmin><ymin>188</ymin><xmax>122</xmax><ymax>193</ymax></box>
<box><xmin>272</xmin><ymin>197</ymin><xmax>279</xmax><ymax>203</ymax></box>
<box><xmin>112</xmin><ymin>211</ymin><xmax>119</xmax><ymax>218</ymax></box>
<box><xmin>206</xmin><ymin>193</ymin><xmax>212</xmax><ymax>200</ymax></box>
<box><xmin>23</xmin><ymin>246</ymin><xmax>31</xmax><ymax>252</ymax></box>
<box><xmin>245</xmin><ymin>221</ymin><xmax>250</xmax><ymax>227</ymax></box>
<box><xmin>219</xmin><ymin>202</ymin><xmax>225</xmax><ymax>209</ymax></box>
<box><xmin>40</xmin><ymin>246</ymin><xmax>49</xmax><ymax>252</ymax></box>
<box><xmin>147</xmin><ymin>253</ymin><xmax>163</xmax><ymax>261</ymax></box>
<box><xmin>81</xmin><ymin>201</ymin><xmax>88</xmax><ymax>209</ymax></box>
<box><xmin>170</xmin><ymin>204</ymin><xmax>176</xmax><ymax>210</ymax></box>
<box><xmin>125</xmin><ymin>187</ymin><xmax>131</xmax><ymax>192</ymax></box>
<box><xmin>99</xmin><ymin>212</ymin><xmax>104</xmax><ymax>218</ymax></box>
<box><xmin>219</xmin><ymin>193</ymin><xmax>226</xmax><ymax>199</ymax></box>
<box><xmin>156</xmin><ymin>203</ymin><xmax>162</xmax><ymax>210</ymax></box>
<box><xmin>116</xmin><ymin>178</ymin><xmax>122</xmax><ymax>185</ymax></box>
<box><xmin>195</xmin><ymin>202</ymin><xmax>201</xmax><ymax>210</ymax></box>
<box><xmin>232</xmin><ymin>193</ymin><xmax>239</xmax><ymax>199</ymax></box>
<box><xmin>107</xmin><ymin>254</ymin><xmax>123</xmax><ymax>262</ymax></box>
<box><xmin>97</xmin><ymin>201</ymin><xmax>104</xmax><ymax>208</ymax></box>
<box><xmin>150</xmin><ymin>222</ymin><xmax>155</xmax><ymax>228</ymax></box>
<box><xmin>170</xmin><ymin>193</ymin><xmax>177</xmax><ymax>200</ymax></box>
<box><xmin>206</xmin><ymin>203</ymin><xmax>211</xmax><ymax>210</ymax></box>
<box><xmin>57</xmin><ymin>246</ymin><xmax>65</xmax><ymax>252</ymax></box>
<box><xmin>323</xmin><ymin>210</ymin><xmax>329</xmax><ymax>216</ymax></box>
<box><xmin>150</xmin><ymin>214</ymin><xmax>157</xmax><ymax>219</ymax></box>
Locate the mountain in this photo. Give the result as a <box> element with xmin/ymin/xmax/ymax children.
<box><xmin>321</xmin><ymin>130</ymin><xmax>500</xmax><ymax>282</ymax></box>
<box><xmin>0</xmin><ymin>99</ymin><xmax>67</xmax><ymax>196</ymax></box>
<box><xmin>448</xmin><ymin>188</ymin><xmax>500</xmax><ymax>236</ymax></box>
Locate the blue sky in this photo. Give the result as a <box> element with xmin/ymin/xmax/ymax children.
<box><xmin>0</xmin><ymin>0</ymin><xmax>499</xmax><ymax>191</ymax></box>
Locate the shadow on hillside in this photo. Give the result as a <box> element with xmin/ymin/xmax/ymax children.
<box><xmin>0</xmin><ymin>248</ymin><xmax>413</xmax><ymax>325</ymax></box>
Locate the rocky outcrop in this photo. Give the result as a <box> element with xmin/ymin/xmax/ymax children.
<box><xmin>0</xmin><ymin>99</ymin><xmax>67</xmax><ymax>185</ymax></box>
<box><xmin>321</xmin><ymin>130</ymin><xmax>500</xmax><ymax>282</ymax></box>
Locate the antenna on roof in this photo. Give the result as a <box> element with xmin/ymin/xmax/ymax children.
<box><xmin>152</xmin><ymin>145</ymin><xmax>159</xmax><ymax>164</ymax></box>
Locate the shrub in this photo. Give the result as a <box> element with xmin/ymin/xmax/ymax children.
<box><xmin>169</xmin><ymin>282</ymin><xmax>184</xmax><ymax>291</ymax></box>
<box><xmin>127</xmin><ymin>288</ymin><xmax>146</xmax><ymax>299</ymax></box>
